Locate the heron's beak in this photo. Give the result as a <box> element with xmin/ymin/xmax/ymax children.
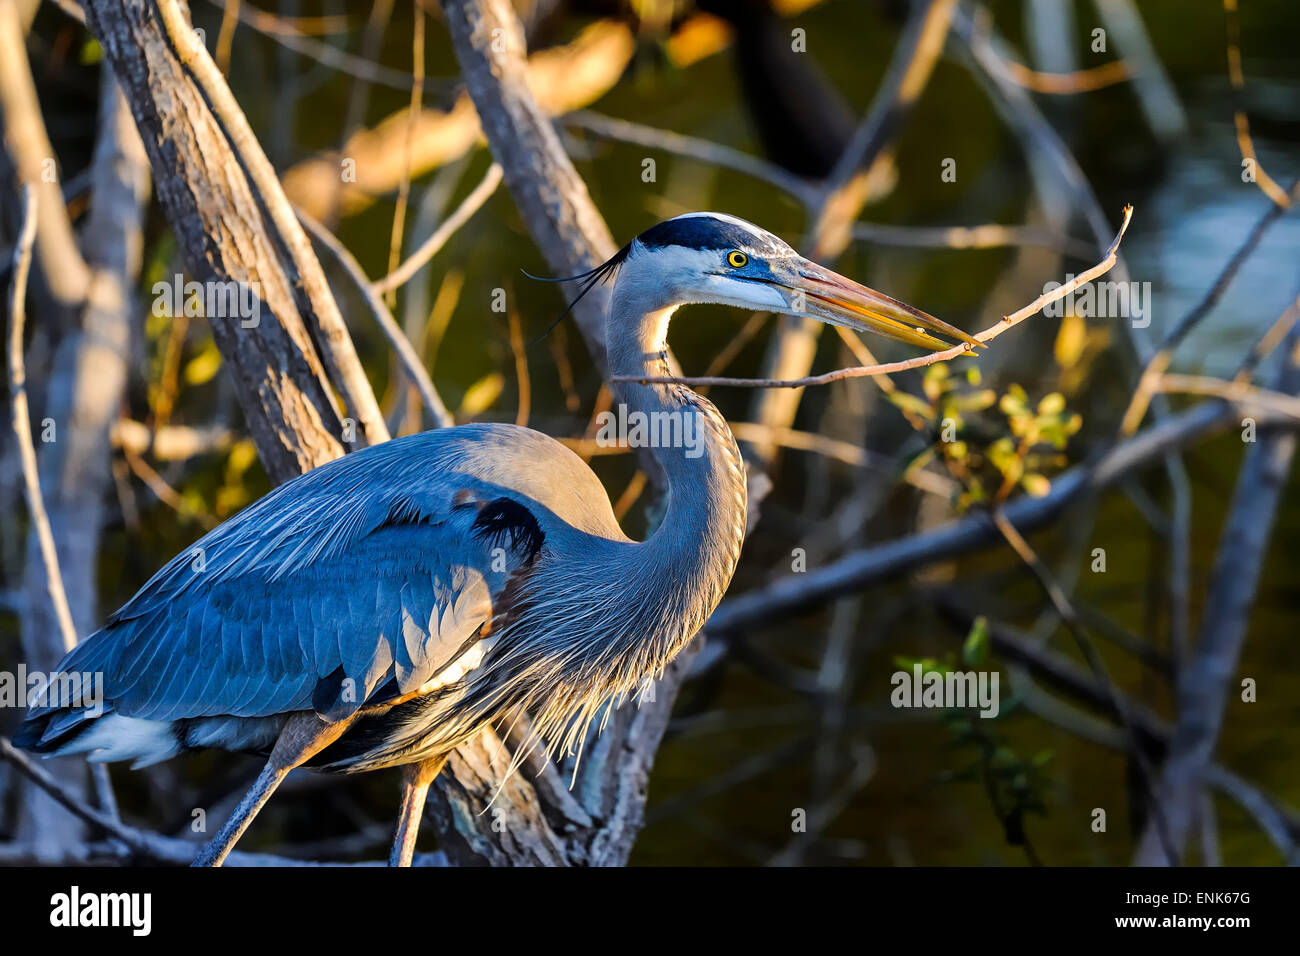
<box><xmin>779</xmin><ymin>259</ymin><xmax>983</xmax><ymax>352</ymax></box>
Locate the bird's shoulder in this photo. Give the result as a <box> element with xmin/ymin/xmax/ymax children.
<box><xmin>109</xmin><ymin>423</ymin><xmax>619</xmax><ymax>616</ymax></box>
<box><xmin>49</xmin><ymin>424</ymin><xmax>622</xmax><ymax>724</ymax></box>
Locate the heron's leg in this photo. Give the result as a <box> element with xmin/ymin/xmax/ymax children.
<box><xmin>190</xmin><ymin>760</ymin><xmax>290</xmax><ymax>868</ymax></box>
<box><xmin>389</xmin><ymin>754</ymin><xmax>448</xmax><ymax>867</ymax></box>
<box><xmin>192</xmin><ymin>711</ymin><xmax>354</xmax><ymax>867</ymax></box>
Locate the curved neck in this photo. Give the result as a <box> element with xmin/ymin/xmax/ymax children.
<box><xmin>606</xmin><ymin>285</ymin><xmax>747</xmax><ymax>634</ymax></box>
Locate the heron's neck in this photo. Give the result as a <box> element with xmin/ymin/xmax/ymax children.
<box><xmin>606</xmin><ymin>292</ymin><xmax>747</xmax><ymax>637</ymax></box>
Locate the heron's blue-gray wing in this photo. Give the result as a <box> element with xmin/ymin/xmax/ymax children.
<box><xmin>43</xmin><ymin>433</ymin><xmax>546</xmax><ymax>726</ymax></box>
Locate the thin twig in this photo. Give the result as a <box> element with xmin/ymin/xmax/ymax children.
<box><xmin>725</xmin><ymin>423</ymin><xmax>957</xmax><ymax>497</ymax></box>
<box><xmin>742</xmin><ymin>0</ymin><xmax>958</xmax><ymax>467</ymax></box>
<box><xmin>297</xmin><ymin>207</ymin><xmax>453</xmax><ymax>429</ymax></box>
<box><xmin>198</xmin><ymin>0</ymin><xmax>445</xmax><ymax>95</ymax></box>
<box><xmin>384</xmin><ymin>4</ymin><xmax>426</xmax><ymax>309</ymax></box>
<box><xmin>7</xmin><ymin>186</ymin><xmax>76</xmax><ymax>654</ymax></box>
<box><xmin>1120</xmin><ymin>179</ymin><xmax>1300</xmax><ymax>434</ymax></box>
<box><xmin>989</xmin><ymin>508</ymin><xmax>1177</xmax><ymax>864</ymax></box>
<box><xmin>0</xmin><ymin>737</ymin><xmax>411</xmax><ymax>866</ymax></box>
<box><xmin>999</xmin><ymin>58</ymin><xmax>1130</xmax><ymax>94</ymax></box>
<box><xmin>7</xmin><ymin>183</ymin><xmax>122</xmax><ymax>834</ymax></box>
<box><xmin>1136</xmin><ymin>325</ymin><xmax>1300</xmax><ymax>864</ymax></box>
<box><xmin>565</xmin><ymin>111</ymin><xmax>819</xmax><ymax>206</ymax></box>
<box><xmin>1223</xmin><ymin>0</ymin><xmax>1293</xmax><ymax>209</ymax></box>
<box><xmin>940</xmin><ymin>601</ymin><xmax>1300</xmax><ymax>862</ymax></box>
<box><xmin>157</xmin><ymin>0</ymin><xmax>389</xmax><ymax>447</ymax></box>
<box><xmin>1155</xmin><ymin>374</ymin><xmax>1300</xmax><ymax>419</ymax></box>
<box><xmin>1206</xmin><ymin>765</ymin><xmax>1300</xmax><ymax>865</ymax></box>
<box><xmin>699</xmin><ymin>311</ymin><xmax>770</xmax><ymax>387</ymax></box>
<box><xmin>506</xmin><ymin>304</ymin><xmax>530</xmax><ymax>428</ymax></box>
<box><xmin>1235</xmin><ymin>289</ymin><xmax>1300</xmax><ymax>383</ymax></box>
<box><xmin>371</xmin><ymin>162</ymin><xmax>502</xmax><ymax>295</ymax></box>
<box><xmin>1092</xmin><ymin>0</ymin><xmax>1187</xmax><ymax>140</ymax></box>
<box><xmin>852</xmin><ymin>221</ymin><xmax>1091</xmax><ymax>258</ymax></box>
<box><xmin>121</xmin><ymin>446</ymin><xmax>218</xmax><ymax>530</ymax></box>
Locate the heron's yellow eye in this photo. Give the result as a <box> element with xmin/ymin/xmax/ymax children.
<box><xmin>727</xmin><ymin>250</ymin><xmax>748</xmax><ymax>268</ymax></box>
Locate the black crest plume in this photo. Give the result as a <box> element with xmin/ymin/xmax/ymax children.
<box><xmin>522</xmin><ymin>243</ymin><xmax>631</xmax><ymax>345</ymax></box>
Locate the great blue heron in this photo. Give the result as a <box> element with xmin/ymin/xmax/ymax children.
<box><xmin>16</xmin><ymin>212</ymin><xmax>976</xmax><ymax>866</ymax></box>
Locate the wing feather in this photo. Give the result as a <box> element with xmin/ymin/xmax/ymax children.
<box><xmin>23</xmin><ymin>425</ymin><xmax>613</xmax><ymax>736</ymax></box>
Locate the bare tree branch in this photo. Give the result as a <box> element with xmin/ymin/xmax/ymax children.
<box><xmin>745</xmin><ymin>0</ymin><xmax>959</xmax><ymax>465</ymax></box>
<box><xmin>371</xmin><ymin>161</ymin><xmax>502</xmax><ymax>296</ymax></box>
<box><xmin>297</xmin><ymin>208</ymin><xmax>453</xmax><ymax>429</ymax></box>
<box><xmin>8</xmin><ymin>186</ymin><xmax>75</xmax><ymax>655</ymax></box>
<box><xmin>708</xmin><ymin>397</ymin><xmax>1298</xmax><ymax>635</ymax></box>
<box><xmin>1135</xmin><ymin>328</ymin><xmax>1300</xmax><ymax>864</ymax></box>
<box><xmin>0</xmin><ymin>1</ymin><xmax>89</xmax><ymax>311</ymax></box>
<box><xmin>152</xmin><ymin>0</ymin><xmax>387</xmax><ymax>449</ymax></box>
<box><xmin>82</xmin><ymin>0</ymin><xmax>357</xmax><ymax>483</ymax></box>
<box><xmin>565</xmin><ymin>111</ymin><xmax>819</xmax><ymax>207</ymax></box>
<box><xmin>282</xmin><ymin>20</ymin><xmax>635</xmax><ymax>221</ymax></box>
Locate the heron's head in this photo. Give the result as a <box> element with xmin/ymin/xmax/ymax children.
<box><xmin>603</xmin><ymin>212</ymin><xmax>979</xmax><ymax>352</ymax></box>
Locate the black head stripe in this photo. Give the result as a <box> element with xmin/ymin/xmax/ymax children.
<box><xmin>636</xmin><ymin>215</ymin><xmax>791</xmax><ymax>256</ymax></box>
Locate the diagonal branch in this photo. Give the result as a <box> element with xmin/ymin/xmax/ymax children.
<box><xmin>1135</xmin><ymin>327</ymin><xmax>1300</xmax><ymax>864</ymax></box>
<box><xmin>297</xmin><ymin>208</ymin><xmax>454</xmax><ymax>429</ymax></box>
<box><xmin>152</xmin><ymin>0</ymin><xmax>387</xmax><ymax>449</ymax></box>
<box><xmin>707</xmin><ymin>397</ymin><xmax>1298</xmax><ymax>635</ymax></box>
<box><xmin>82</xmin><ymin>0</ymin><xmax>362</xmax><ymax>483</ymax></box>
<box><xmin>7</xmin><ymin>186</ymin><xmax>74</xmax><ymax>653</ymax></box>
<box><xmin>371</xmin><ymin>162</ymin><xmax>503</xmax><ymax>296</ymax></box>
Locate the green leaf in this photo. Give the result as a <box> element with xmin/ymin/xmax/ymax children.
<box><xmin>1021</xmin><ymin>473</ymin><xmax>1051</xmax><ymax>497</ymax></box>
<box><xmin>225</xmin><ymin>439</ymin><xmax>258</xmax><ymax>477</ymax></box>
<box><xmin>963</xmin><ymin>616</ymin><xmax>990</xmax><ymax>667</ymax></box>
<box><xmin>956</xmin><ymin>388</ymin><xmax>998</xmax><ymax>412</ymax></box>
<box><xmin>458</xmin><ymin>373</ymin><xmax>504</xmax><ymax>418</ymax></box>
<box><xmin>922</xmin><ymin>363</ymin><xmax>950</xmax><ymax>402</ymax></box>
<box><xmin>182</xmin><ymin>340</ymin><xmax>222</xmax><ymax>386</ymax></box>
<box><xmin>990</xmin><ymin>747</ymin><xmax>1018</xmax><ymax>769</ymax></box>
<box><xmin>987</xmin><ymin>437</ymin><xmax>1019</xmax><ymax>476</ymax></box>
<box><xmin>999</xmin><ymin>383</ymin><xmax>1028</xmax><ymax>415</ymax></box>
<box><xmin>1054</xmin><ymin>311</ymin><xmax>1086</xmax><ymax>369</ymax></box>
<box><xmin>888</xmin><ymin>390</ymin><xmax>934</xmax><ymax>419</ymax></box>
<box><xmin>1037</xmin><ymin>392</ymin><xmax>1066</xmax><ymax>416</ymax></box>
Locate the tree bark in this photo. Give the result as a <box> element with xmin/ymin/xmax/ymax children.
<box><xmin>81</xmin><ymin>0</ymin><xmax>353</xmax><ymax>484</ymax></box>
